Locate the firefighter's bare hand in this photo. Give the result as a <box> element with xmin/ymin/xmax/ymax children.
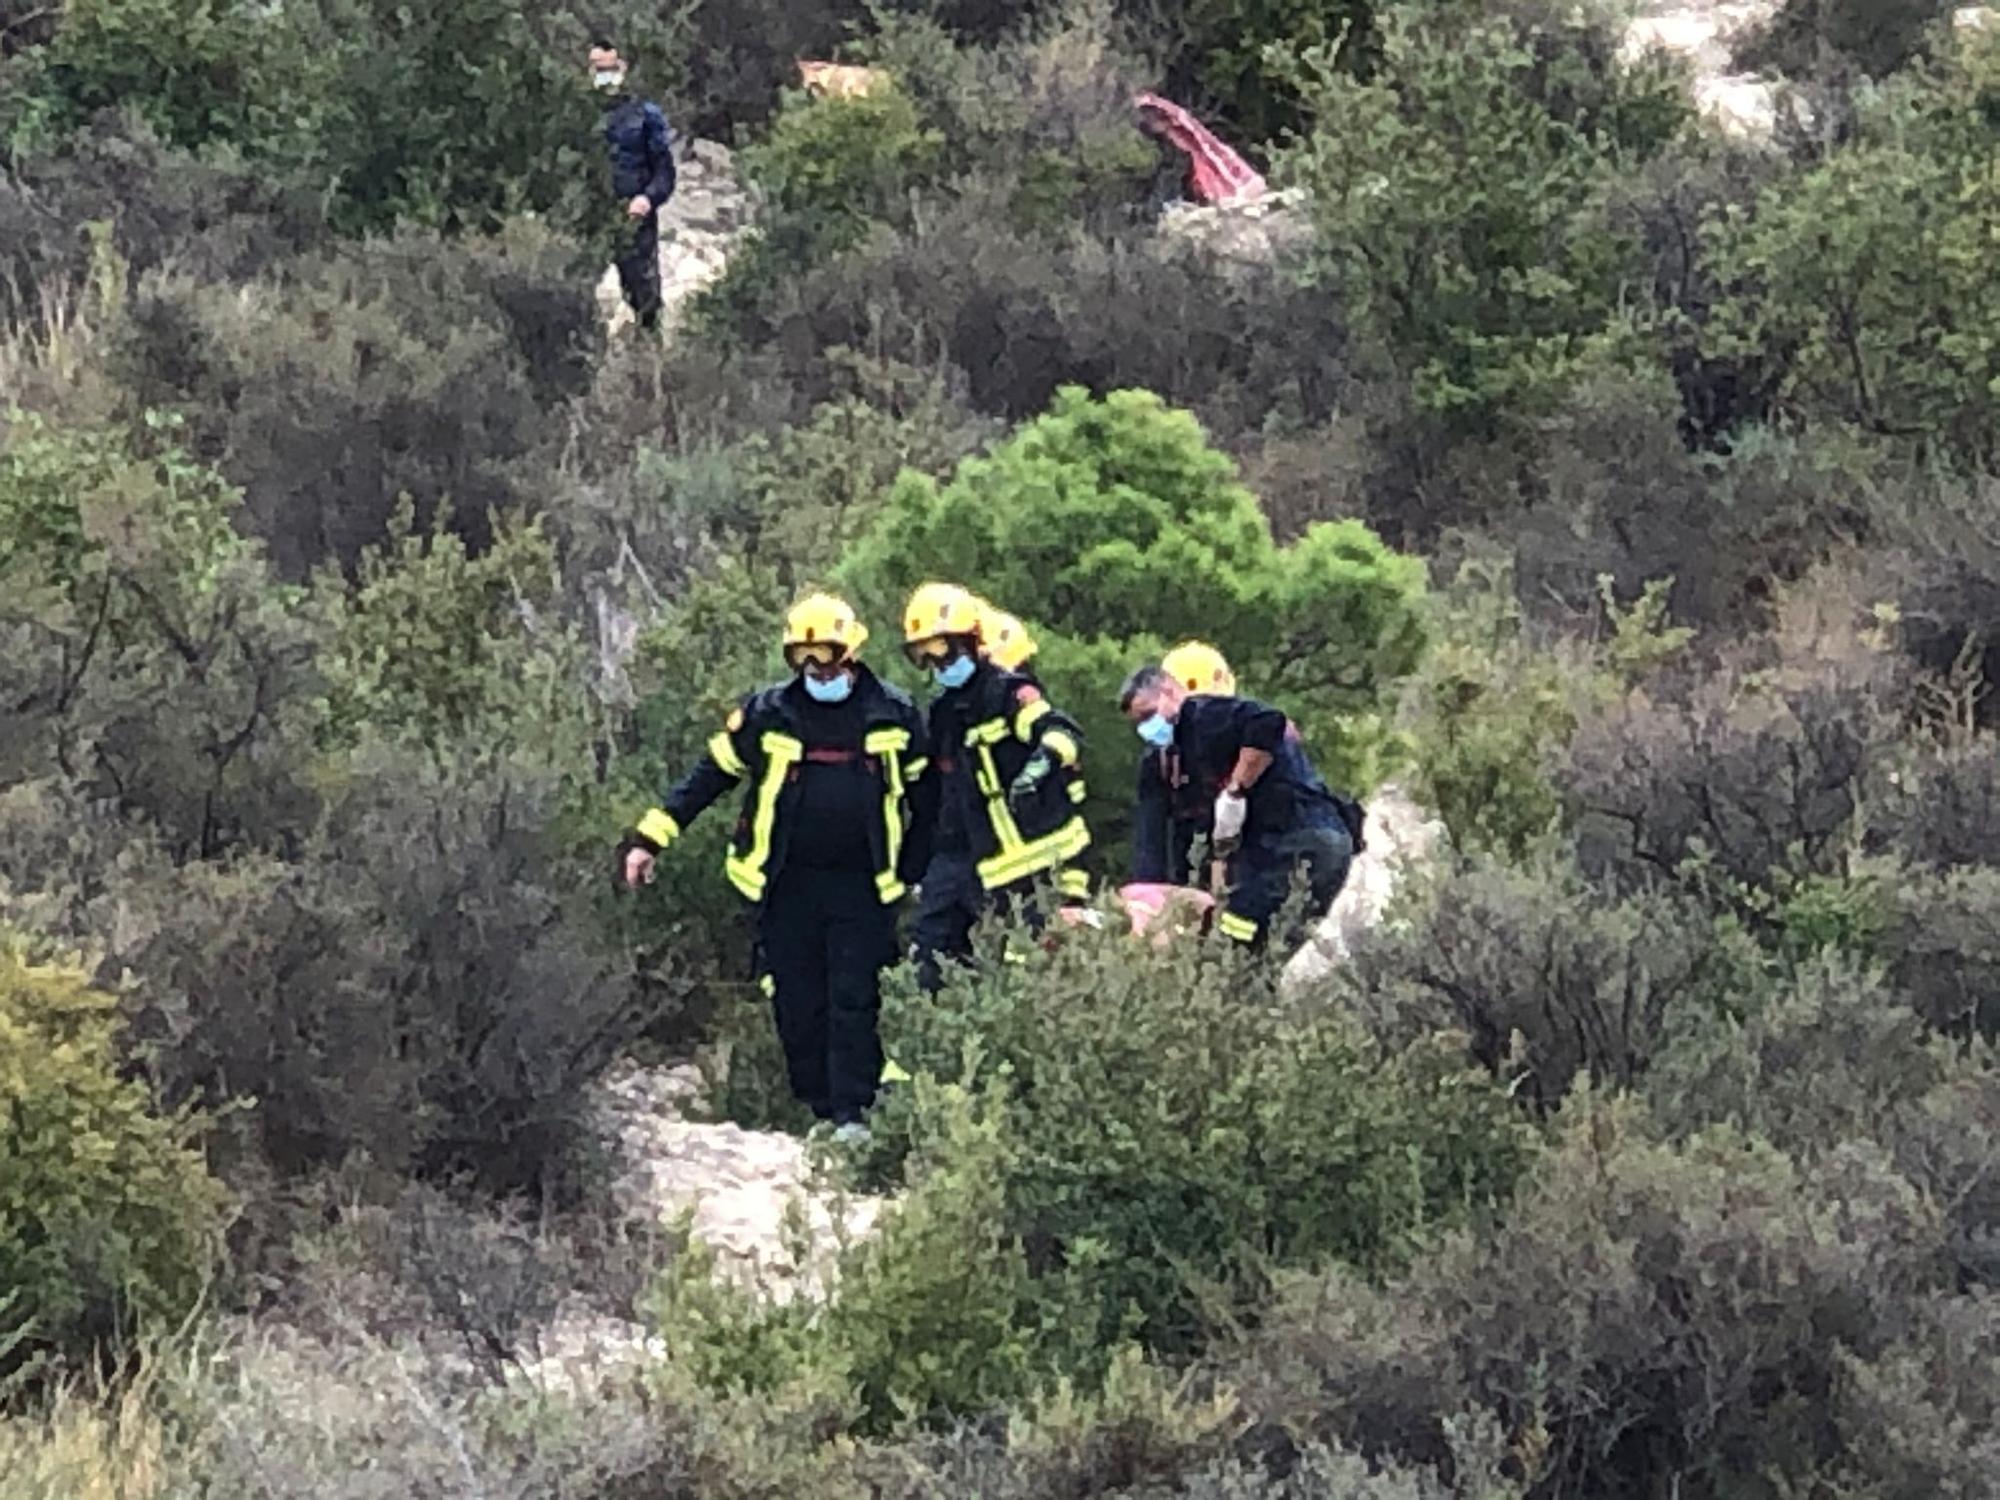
<box><xmin>623</xmin><ymin>847</ymin><xmax>657</xmax><ymax>888</ymax></box>
<box><xmin>627</xmin><ymin>194</ymin><xmax>652</xmax><ymax>218</ymax></box>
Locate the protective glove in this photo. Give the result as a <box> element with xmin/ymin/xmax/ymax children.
<box><xmin>1211</xmin><ymin>787</ymin><xmax>1247</xmax><ymax>846</ymax></box>
<box><xmin>1008</xmin><ymin>748</ymin><xmax>1057</xmax><ymax>814</ymax></box>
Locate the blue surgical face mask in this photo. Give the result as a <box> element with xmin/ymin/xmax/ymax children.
<box><xmin>1136</xmin><ymin>712</ymin><xmax>1174</xmax><ymax>749</ymax></box>
<box><xmin>933</xmin><ymin>655</ymin><xmax>976</xmax><ymax>690</ymax></box>
<box><xmin>803</xmin><ymin>670</ymin><xmax>854</xmax><ymax>704</ymax></box>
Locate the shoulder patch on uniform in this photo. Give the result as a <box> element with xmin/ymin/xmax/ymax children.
<box><xmin>1014</xmin><ymin>684</ymin><xmax>1042</xmax><ymax>705</ymax></box>
<box><xmin>725</xmin><ymin>708</ymin><xmax>745</xmax><ymax>733</ymax></box>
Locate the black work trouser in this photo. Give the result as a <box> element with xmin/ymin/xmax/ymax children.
<box><xmin>756</xmin><ymin>865</ymin><xmax>897</xmax><ymax>1122</ymax></box>
<box><xmin>1221</xmin><ymin>819</ymin><xmax>1355</xmax><ymax>949</ymax></box>
<box><xmin>911</xmin><ymin>851</ymin><xmax>1047</xmax><ymax>994</ymax></box>
<box><xmin>615</xmin><ymin>211</ymin><xmax>661</xmax><ymax>329</ymax></box>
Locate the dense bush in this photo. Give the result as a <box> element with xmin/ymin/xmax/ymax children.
<box><xmin>1705</xmin><ymin>34</ymin><xmax>2000</xmax><ymax>469</ymax></box>
<box><xmin>840</xmin><ymin>387</ymin><xmax>1427</xmax><ymax>846</ymax></box>
<box><xmin>14</xmin><ymin>0</ymin><xmax>617</xmax><ymax>240</ymax></box>
<box><xmin>1561</xmin><ymin>643</ymin><xmax>1903</xmax><ymax>900</ymax></box>
<box><xmin>867</xmin><ymin>920</ymin><xmax>1530</xmax><ymax>1364</ymax></box>
<box><xmin>0</xmin><ymin>935</ymin><xmax>228</xmax><ymax>1377</ymax></box>
<box><xmin>1281</xmin><ymin>1</ymin><xmax>1689</xmax><ymax>433</ymax></box>
<box><xmin>1736</xmin><ymin>0</ymin><xmax>1956</xmax><ymax>82</ymax></box>
<box><xmin>1226</xmin><ymin>1100</ymin><xmax>1958</xmax><ymax>1497</ymax></box>
<box><xmin>1336</xmin><ymin>859</ymin><xmax>1733</xmax><ymax>1110</ymax></box>
<box><xmin>107</xmin><ymin>223</ymin><xmax>595</xmax><ymax>577</ymax></box>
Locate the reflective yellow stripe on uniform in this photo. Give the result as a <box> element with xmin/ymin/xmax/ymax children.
<box><xmin>964</xmin><ymin>715</ymin><xmax>1091</xmax><ymax>890</ymax></box>
<box><xmin>1056</xmin><ymin>867</ymin><xmax>1090</xmax><ymax>900</ymax></box>
<box><xmin>724</xmin><ymin>732</ymin><xmax>803</xmax><ymax>901</ymax></box>
<box><xmin>1218</xmin><ymin>910</ymin><xmax>1260</xmax><ymax>944</ymax></box>
<box><xmin>636</xmin><ymin>809</ymin><xmax>680</xmax><ymax>848</ymax></box>
<box><xmin>977</xmin><ymin>816</ymin><xmax>1091</xmax><ymax>890</ymax></box>
<box><xmin>865</xmin><ymin>727</ymin><xmax>912</xmax><ymax>904</ymax></box>
<box><xmin>1013</xmin><ymin>697</ymin><xmax>1051</xmax><ymax>739</ymax></box>
<box><xmin>904</xmin><ymin>757</ymin><xmax>929</xmax><ymax>782</ymax></box>
<box><xmin>709</xmin><ymin>731</ymin><xmax>748</xmax><ymax>779</ymax></box>
<box><xmin>1041</xmin><ymin>728</ymin><xmax>1079</xmax><ymax>767</ymax></box>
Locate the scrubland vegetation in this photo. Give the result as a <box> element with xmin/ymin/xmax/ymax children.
<box><xmin>6</xmin><ymin>0</ymin><xmax>2000</xmax><ymax>1493</ymax></box>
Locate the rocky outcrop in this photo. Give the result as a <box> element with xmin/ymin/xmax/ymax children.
<box><xmin>1158</xmin><ymin>187</ymin><xmax>1313</xmax><ymax>267</ymax></box>
<box><xmin>1282</xmin><ymin>783</ymin><xmax>1446</xmax><ymax>996</ymax></box>
<box><xmin>589</xmin><ymin>1060</ymin><xmax>880</xmax><ymax>1303</ymax></box>
<box><xmin>1620</xmin><ymin>0</ymin><xmax>1786</xmax><ymax>138</ymax></box>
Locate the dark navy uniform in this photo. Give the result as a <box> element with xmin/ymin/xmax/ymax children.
<box><xmin>635</xmin><ymin>665</ymin><xmax>925</xmax><ymax>1120</ymax></box>
<box><xmin>1131</xmin><ymin>695</ymin><xmax>1357</xmax><ymax>946</ymax></box>
<box><xmin>600</xmin><ymin>92</ymin><xmax>677</xmax><ymax>328</ymax></box>
<box><xmin>907</xmin><ymin>660</ymin><xmax>1090</xmax><ymax>991</ymax></box>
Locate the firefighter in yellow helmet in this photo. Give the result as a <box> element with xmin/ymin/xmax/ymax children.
<box><xmin>975</xmin><ymin>599</ymin><xmax>1039</xmax><ymax>678</ymax></box>
<box><xmin>620</xmin><ymin>592</ymin><xmax>927</xmax><ymax>1138</ymax></box>
<box><xmin>901</xmin><ymin>582</ymin><xmax>1089</xmax><ymax>991</ymax></box>
<box><xmin>1130</xmin><ymin>641</ymin><xmax>1236</xmax><ymax>889</ymax></box>
<box><xmin>1161</xmin><ymin>639</ymin><xmax>1236</xmax><ymax>697</ymax></box>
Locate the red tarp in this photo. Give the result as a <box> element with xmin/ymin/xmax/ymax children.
<box><xmin>1134</xmin><ymin>91</ymin><xmax>1267</xmax><ymax>206</ymax></box>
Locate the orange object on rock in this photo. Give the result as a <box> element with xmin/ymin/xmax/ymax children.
<box><xmin>798</xmin><ymin>60</ymin><xmax>887</xmax><ymax>99</ymax></box>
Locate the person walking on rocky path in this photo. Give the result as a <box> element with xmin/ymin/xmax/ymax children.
<box><xmin>618</xmin><ymin>595</ymin><xmax>927</xmax><ymax>1139</ymax></box>
<box><xmin>590</xmin><ymin>38</ymin><xmax>676</xmax><ymax>331</ymax></box>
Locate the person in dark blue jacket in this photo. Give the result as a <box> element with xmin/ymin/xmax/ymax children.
<box><xmin>1121</xmin><ymin>662</ymin><xmax>1359</xmax><ymax>948</ymax></box>
<box><xmin>591</xmin><ymin>40</ymin><xmax>677</xmax><ymax>331</ymax></box>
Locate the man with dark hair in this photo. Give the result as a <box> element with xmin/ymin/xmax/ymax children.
<box><xmin>590</xmin><ymin>39</ymin><xmax>676</xmax><ymax>331</ymax></box>
<box><xmin>1121</xmin><ymin>661</ymin><xmax>1358</xmax><ymax>949</ymax></box>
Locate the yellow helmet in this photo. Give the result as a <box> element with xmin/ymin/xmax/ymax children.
<box><xmin>782</xmin><ymin>591</ymin><xmax>868</xmax><ymax>669</ymax></box>
<box><xmin>902</xmin><ymin>581</ymin><xmax>983</xmax><ymax>664</ymax></box>
<box><xmin>977</xmin><ymin>600</ymin><xmax>1038</xmax><ymax>672</ymax></box>
<box><xmin>1161</xmin><ymin>640</ymin><xmax>1236</xmax><ymax>696</ymax></box>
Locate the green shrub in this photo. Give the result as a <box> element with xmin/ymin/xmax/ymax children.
<box><xmin>1704</xmin><ymin>34</ymin><xmax>2000</xmax><ymax>469</ymax></box>
<box><xmin>1279</xmin><ymin>1</ymin><xmax>1689</xmax><ymax>433</ymax></box>
<box><xmin>714</xmin><ymin>82</ymin><xmax>945</xmax><ymax>320</ymax></box>
<box><xmin>839</xmin><ymin>386</ymin><xmax>1428</xmax><ymax>861</ymax></box>
<box><xmin>1407</xmin><ymin>559</ymin><xmax>1589</xmax><ymax>859</ymax></box>
<box><xmin>1337</xmin><ymin>858</ymin><xmax>1737</xmax><ymax>1110</ymax></box>
<box><xmin>0</xmin><ymin>934</ymin><xmax>228</xmax><ymax>1376</ymax></box>
<box><xmin>868</xmin><ymin>916</ymin><xmax>1533</xmax><ymax>1363</ymax></box>
<box><xmin>110</xmin><ymin>222</ymin><xmax>594</xmax><ymax>577</ymax></box>
<box><xmin>867</xmin><ymin>3</ymin><xmax>1155</xmax><ymax>235</ymax></box>
<box><xmin>36</xmin><ymin>0</ymin><xmax>269</xmax><ymax>150</ymax></box>
<box><xmin>0</xmin><ymin>413</ymin><xmax>324</xmax><ymax>859</ymax></box>
<box><xmin>1154</xmin><ymin>0</ymin><xmax>1375</xmax><ymax>146</ymax></box>
<box><xmin>1736</xmin><ymin>0</ymin><xmax>1954</xmax><ymax>81</ymax></box>
<box><xmin>1228</xmin><ymin>1098</ymin><xmax>1952</xmax><ymax>1496</ymax></box>
<box><xmin>1648</xmin><ymin>953</ymin><xmax>1960</xmax><ymax>1151</ymax></box>
<box><xmin>1562</xmin><ymin>647</ymin><xmax>1901</xmax><ymax>902</ymax></box>
<box><xmin>311</xmin><ymin>504</ymin><xmax>590</xmax><ymax>759</ymax></box>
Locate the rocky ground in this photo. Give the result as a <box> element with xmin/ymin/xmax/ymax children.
<box><xmin>1621</xmin><ymin>0</ymin><xmax>1785</xmax><ymax>136</ymax></box>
